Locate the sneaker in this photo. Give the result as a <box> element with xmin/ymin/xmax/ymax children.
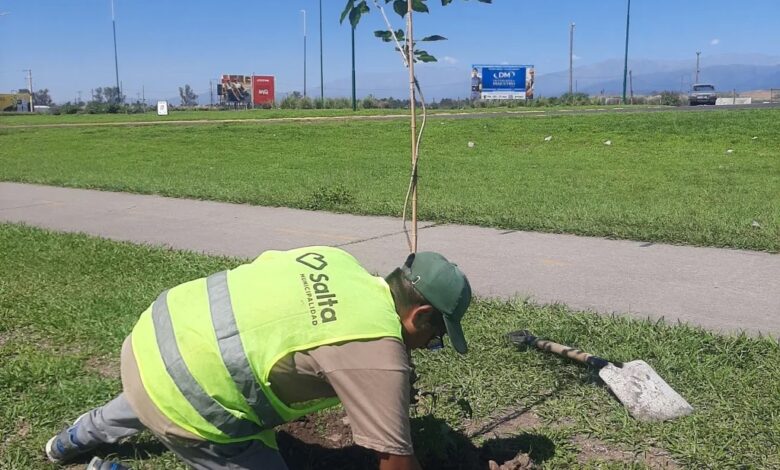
<box><xmin>45</xmin><ymin>413</ymin><xmax>93</xmax><ymax>463</ymax></box>
<box><xmin>86</xmin><ymin>456</ymin><xmax>131</xmax><ymax>470</ymax></box>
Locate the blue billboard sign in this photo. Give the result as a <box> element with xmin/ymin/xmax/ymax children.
<box><xmin>481</xmin><ymin>66</ymin><xmax>526</xmax><ymax>92</ymax></box>
<box><xmin>471</xmin><ymin>64</ymin><xmax>535</xmax><ymax>100</ymax></box>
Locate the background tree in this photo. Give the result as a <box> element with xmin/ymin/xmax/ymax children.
<box><xmin>33</xmin><ymin>89</ymin><xmax>53</xmax><ymax>106</ymax></box>
<box><xmin>91</xmin><ymin>87</ymin><xmax>106</xmax><ymax>104</ymax></box>
<box><xmin>103</xmin><ymin>86</ymin><xmax>125</xmax><ymax>104</ymax></box>
<box><xmin>179</xmin><ymin>85</ymin><xmax>198</xmax><ymax>106</ymax></box>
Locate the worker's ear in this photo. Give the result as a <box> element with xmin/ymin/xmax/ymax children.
<box><xmin>408</xmin><ymin>304</ymin><xmax>436</xmax><ymax>329</ymax></box>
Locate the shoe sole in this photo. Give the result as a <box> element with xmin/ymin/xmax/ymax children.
<box><xmin>44</xmin><ymin>412</ymin><xmax>89</xmax><ymax>462</ymax></box>
<box><xmin>44</xmin><ymin>435</ymin><xmax>58</xmax><ymax>462</ymax></box>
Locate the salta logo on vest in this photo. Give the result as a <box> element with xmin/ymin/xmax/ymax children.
<box><xmin>296</xmin><ymin>252</ymin><xmax>339</xmax><ymax>326</ymax></box>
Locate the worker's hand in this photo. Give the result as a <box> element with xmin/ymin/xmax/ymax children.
<box><xmin>377</xmin><ymin>452</ymin><xmax>423</xmax><ymax>470</ymax></box>
<box><xmin>488</xmin><ymin>452</ymin><xmax>533</xmax><ymax>470</ymax></box>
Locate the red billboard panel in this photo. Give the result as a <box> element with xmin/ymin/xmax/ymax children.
<box><xmin>252</xmin><ymin>76</ymin><xmax>275</xmax><ymax>105</ymax></box>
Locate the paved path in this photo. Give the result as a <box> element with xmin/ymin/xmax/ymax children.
<box><xmin>2</xmin><ymin>182</ymin><xmax>778</xmax><ymax>337</ymax></box>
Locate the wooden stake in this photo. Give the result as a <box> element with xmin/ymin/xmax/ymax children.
<box><xmin>407</xmin><ymin>0</ymin><xmax>418</xmax><ymax>253</ymax></box>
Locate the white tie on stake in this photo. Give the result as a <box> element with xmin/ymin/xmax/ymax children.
<box><xmin>373</xmin><ymin>0</ymin><xmax>428</xmax><ymax>254</ymax></box>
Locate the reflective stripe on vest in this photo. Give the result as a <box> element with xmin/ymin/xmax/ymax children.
<box><xmin>152</xmin><ymin>274</ymin><xmax>283</xmax><ymax>439</ymax></box>
<box><xmin>206</xmin><ymin>271</ymin><xmax>284</xmax><ymax>429</ymax></box>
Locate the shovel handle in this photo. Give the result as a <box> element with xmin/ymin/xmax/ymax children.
<box><xmin>508</xmin><ymin>330</ymin><xmax>610</xmax><ymax>369</ymax></box>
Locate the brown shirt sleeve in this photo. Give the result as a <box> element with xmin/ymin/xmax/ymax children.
<box><xmin>301</xmin><ymin>338</ymin><xmax>414</xmax><ymax>455</ymax></box>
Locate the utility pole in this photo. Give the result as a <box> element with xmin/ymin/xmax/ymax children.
<box><xmin>209</xmin><ymin>79</ymin><xmax>214</xmax><ymax>107</ymax></box>
<box><xmin>621</xmin><ymin>0</ymin><xmax>631</xmax><ymax>104</ymax></box>
<box><xmin>319</xmin><ymin>0</ymin><xmax>324</xmax><ymax>107</ymax></box>
<box><xmin>351</xmin><ymin>22</ymin><xmax>357</xmax><ymax>111</ymax></box>
<box><xmin>23</xmin><ymin>69</ymin><xmax>34</xmax><ymax>112</ymax></box>
<box><xmin>629</xmin><ymin>69</ymin><xmax>634</xmax><ymax>104</ymax></box>
<box><xmin>142</xmin><ymin>86</ymin><xmax>145</xmax><ymax>110</ymax></box>
<box><xmin>301</xmin><ymin>9</ymin><xmax>307</xmax><ymax>97</ymax></box>
<box><xmin>111</xmin><ymin>0</ymin><xmax>121</xmax><ymax>103</ymax></box>
<box><xmin>407</xmin><ymin>0</ymin><xmax>418</xmax><ymax>253</ymax></box>
<box><xmin>695</xmin><ymin>51</ymin><xmax>701</xmax><ymax>83</ymax></box>
<box><xmin>569</xmin><ymin>22</ymin><xmax>575</xmax><ymax>95</ymax></box>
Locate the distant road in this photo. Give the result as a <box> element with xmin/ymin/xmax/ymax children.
<box><xmin>2</xmin><ymin>102</ymin><xmax>778</xmax><ymax>129</ymax></box>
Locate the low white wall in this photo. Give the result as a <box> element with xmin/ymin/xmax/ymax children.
<box><xmin>716</xmin><ymin>97</ymin><xmax>752</xmax><ymax>105</ymax></box>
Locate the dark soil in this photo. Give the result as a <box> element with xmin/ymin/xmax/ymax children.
<box><xmin>277</xmin><ymin>410</ymin><xmax>545</xmax><ymax>470</ymax></box>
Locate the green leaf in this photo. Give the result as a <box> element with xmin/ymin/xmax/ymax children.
<box><xmin>373</xmin><ymin>28</ymin><xmax>404</xmax><ymax>42</ymax></box>
<box><xmin>374</xmin><ymin>30</ymin><xmax>392</xmax><ymax>41</ymax></box>
<box><xmin>441</xmin><ymin>0</ymin><xmax>453</xmax><ymax>5</ymax></box>
<box><xmin>412</xmin><ymin>0</ymin><xmax>429</xmax><ymax>13</ymax></box>
<box><xmin>347</xmin><ymin>1</ymin><xmax>369</xmax><ymax>27</ymax></box>
<box><xmin>420</xmin><ymin>34</ymin><xmax>447</xmax><ymax>41</ymax></box>
<box><xmin>414</xmin><ymin>50</ymin><xmax>437</xmax><ymax>62</ymax></box>
<box><xmin>339</xmin><ymin>0</ymin><xmax>354</xmax><ymax>24</ymax></box>
<box><xmin>477</xmin><ymin>0</ymin><xmax>492</xmax><ymax>3</ymax></box>
<box><xmin>393</xmin><ymin>0</ymin><xmax>407</xmax><ymax>17</ymax></box>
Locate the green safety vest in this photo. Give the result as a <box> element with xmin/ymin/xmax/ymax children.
<box><xmin>131</xmin><ymin>246</ymin><xmax>402</xmax><ymax>448</ymax></box>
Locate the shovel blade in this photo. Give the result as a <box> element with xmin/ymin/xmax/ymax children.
<box><xmin>598</xmin><ymin>360</ymin><xmax>693</xmax><ymax>422</ymax></box>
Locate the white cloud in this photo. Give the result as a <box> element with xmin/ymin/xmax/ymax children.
<box><xmin>500</xmin><ymin>61</ymin><xmax>510</xmax><ymax>65</ymax></box>
<box><xmin>573</xmin><ymin>54</ymin><xmax>581</xmax><ymax>61</ymax></box>
<box><xmin>442</xmin><ymin>56</ymin><xmax>458</xmax><ymax>65</ymax></box>
<box><xmin>710</xmin><ymin>38</ymin><xmax>720</xmax><ymax>46</ymax></box>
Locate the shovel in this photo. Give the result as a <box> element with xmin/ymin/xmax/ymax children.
<box><xmin>507</xmin><ymin>330</ymin><xmax>693</xmax><ymax>422</ymax></box>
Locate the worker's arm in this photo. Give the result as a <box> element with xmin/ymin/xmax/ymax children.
<box><xmin>377</xmin><ymin>452</ymin><xmax>423</xmax><ymax>470</ymax></box>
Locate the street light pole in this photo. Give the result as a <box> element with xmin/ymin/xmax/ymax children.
<box><xmin>319</xmin><ymin>0</ymin><xmax>324</xmax><ymax>107</ymax></box>
<box><xmin>569</xmin><ymin>22</ymin><xmax>575</xmax><ymax>96</ymax></box>
<box><xmin>111</xmin><ymin>0</ymin><xmax>121</xmax><ymax>103</ymax></box>
<box><xmin>23</xmin><ymin>69</ymin><xmax>33</xmax><ymax>112</ymax></box>
<box><xmin>621</xmin><ymin>0</ymin><xmax>631</xmax><ymax>104</ymax></box>
<box><xmin>351</xmin><ymin>23</ymin><xmax>356</xmax><ymax>111</ymax></box>
<box><xmin>695</xmin><ymin>51</ymin><xmax>701</xmax><ymax>83</ymax></box>
<box><xmin>301</xmin><ymin>9</ymin><xmax>307</xmax><ymax>97</ymax></box>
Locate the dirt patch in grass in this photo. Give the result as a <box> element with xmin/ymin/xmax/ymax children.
<box><xmin>277</xmin><ymin>413</ymin><xmax>375</xmax><ymax>469</ymax></box>
<box><xmin>85</xmin><ymin>354</ymin><xmax>120</xmax><ymax>380</ymax></box>
<box><xmin>572</xmin><ymin>435</ymin><xmax>680</xmax><ymax>469</ymax></box>
<box><xmin>463</xmin><ymin>408</ymin><xmax>543</xmax><ymax>438</ymax></box>
<box><xmin>0</xmin><ymin>417</ymin><xmax>32</xmax><ymax>456</ymax></box>
<box><xmin>277</xmin><ymin>410</ymin><xmax>542</xmax><ymax>469</ymax></box>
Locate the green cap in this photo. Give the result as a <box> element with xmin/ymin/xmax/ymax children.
<box><xmin>402</xmin><ymin>252</ymin><xmax>472</xmax><ymax>354</ymax></box>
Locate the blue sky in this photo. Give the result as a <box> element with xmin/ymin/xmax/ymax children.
<box><xmin>1</xmin><ymin>0</ymin><xmax>778</xmax><ymax>103</ymax></box>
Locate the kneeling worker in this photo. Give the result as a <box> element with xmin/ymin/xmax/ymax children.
<box><xmin>46</xmin><ymin>246</ymin><xmax>471</xmax><ymax>470</ymax></box>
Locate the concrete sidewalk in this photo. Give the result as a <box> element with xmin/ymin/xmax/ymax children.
<box><xmin>2</xmin><ymin>182</ymin><xmax>778</xmax><ymax>337</ymax></box>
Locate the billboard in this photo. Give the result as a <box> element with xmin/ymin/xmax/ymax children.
<box><xmin>220</xmin><ymin>75</ymin><xmax>252</xmax><ymax>104</ymax></box>
<box><xmin>470</xmin><ymin>65</ymin><xmax>535</xmax><ymax>100</ymax></box>
<box><xmin>0</xmin><ymin>93</ymin><xmax>31</xmax><ymax>112</ymax></box>
<box><xmin>252</xmin><ymin>76</ymin><xmax>275</xmax><ymax>105</ymax></box>
<box><xmin>219</xmin><ymin>74</ymin><xmax>275</xmax><ymax>105</ymax></box>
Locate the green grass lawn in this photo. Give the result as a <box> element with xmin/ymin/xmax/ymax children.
<box><xmin>1</xmin><ymin>109</ymin><xmax>778</xmax><ymax>252</ymax></box>
<box><xmin>0</xmin><ymin>106</ymin><xmax>581</xmax><ymax>126</ymax></box>
<box><xmin>1</xmin><ymin>224</ymin><xmax>778</xmax><ymax>469</ymax></box>
<box><xmin>0</xmin><ymin>108</ymin><xmax>408</xmax><ymax>126</ymax></box>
